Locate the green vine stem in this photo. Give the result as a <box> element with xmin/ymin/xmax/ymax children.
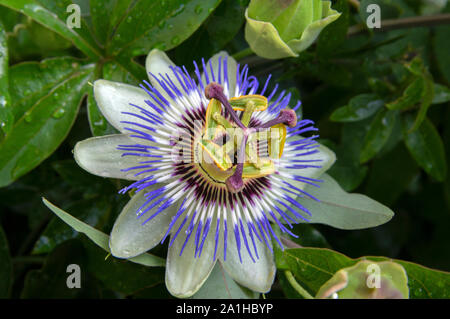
<box><xmin>232</xmin><ymin>47</ymin><xmax>254</xmax><ymax>61</ymax></box>
<box><xmin>348</xmin><ymin>13</ymin><xmax>450</xmax><ymax>37</ymax></box>
<box><xmin>284</xmin><ymin>270</ymin><xmax>314</xmax><ymax>299</ymax></box>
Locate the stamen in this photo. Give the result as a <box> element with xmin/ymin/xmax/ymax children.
<box><xmin>258</xmin><ymin>109</ymin><xmax>297</xmax><ymax>128</ymax></box>
<box><xmin>212</xmin><ymin>112</ymin><xmax>233</xmax><ymax>129</ymax></box>
<box><xmin>225</xmin><ymin>134</ymin><xmax>248</xmax><ymax>193</ymax></box>
<box><xmin>205</xmin><ymin>82</ymin><xmax>246</xmax><ymax>130</ymax></box>
<box><xmin>240</xmin><ymin>100</ymin><xmax>256</xmax><ymax>127</ymax></box>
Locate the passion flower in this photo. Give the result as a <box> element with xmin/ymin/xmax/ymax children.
<box><xmin>74</xmin><ymin>49</ymin><xmax>335</xmax><ymax>297</ymax></box>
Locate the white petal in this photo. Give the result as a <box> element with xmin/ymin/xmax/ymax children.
<box><xmin>74</xmin><ymin>134</ymin><xmax>142</xmax><ymax>181</ymax></box>
<box><xmin>145</xmin><ymin>49</ymin><xmax>176</xmax><ymax>80</ymax></box>
<box><xmin>165</xmin><ymin>217</ymin><xmax>219</xmax><ymax>298</ymax></box>
<box><xmin>192</xmin><ymin>263</ymin><xmax>259</xmax><ymax>299</ymax></box>
<box><xmin>219</xmin><ymin>219</ymin><xmax>276</xmax><ymax>293</ymax></box>
<box><xmin>203</xmin><ymin>51</ymin><xmax>238</xmax><ymax>98</ymax></box>
<box><xmin>272</xmin><ymin>138</ymin><xmax>336</xmax><ymax>224</ymax></box>
<box><xmin>279</xmin><ymin>137</ymin><xmax>336</xmax><ymax>189</ymax></box>
<box><xmin>145</xmin><ymin>49</ymin><xmax>179</xmax><ymax>102</ymax></box>
<box><xmin>93</xmin><ymin>79</ymin><xmax>155</xmax><ymax>133</ymax></box>
<box><xmin>109</xmin><ymin>188</ymin><xmax>179</xmax><ymax>259</ymax></box>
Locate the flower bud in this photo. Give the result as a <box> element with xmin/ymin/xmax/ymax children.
<box><xmin>316</xmin><ymin>260</ymin><xmax>409</xmax><ymax>299</ymax></box>
<box><xmin>245</xmin><ymin>0</ymin><xmax>341</xmax><ymax>59</ymax></box>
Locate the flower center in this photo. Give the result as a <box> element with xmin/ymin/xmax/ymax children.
<box><xmin>195</xmin><ymin>82</ymin><xmax>297</xmax><ymax>193</ymax></box>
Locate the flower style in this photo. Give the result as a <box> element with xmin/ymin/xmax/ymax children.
<box><xmin>74</xmin><ymin>49</ymin><xmax>335</xmax><ymax>297</ymax></box>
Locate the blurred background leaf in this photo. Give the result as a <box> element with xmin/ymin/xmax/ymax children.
<box><xmin>0</xmin><ymin>224</ymin><xmax>12</xmax><ymax>297</ymax></box>
<box><xmin>0</xmin><ymin>20</ymin><xmax>13</xmax><ymax>138</ymax></box>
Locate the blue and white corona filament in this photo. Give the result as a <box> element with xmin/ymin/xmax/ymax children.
<box><xmin>74</xmin><ymin>49</ymin><xmax>335</xmax><ymax>297</ymax></box>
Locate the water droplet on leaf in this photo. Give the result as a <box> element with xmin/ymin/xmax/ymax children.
<box><xmin>0</xmin><ymin>96</ymin><xmax>6</xmax><ymax>108</ymax></box>
<box><xmin>158</xmin><ymin>20</ymin><xmax>166</xmax><ymax>29</ymax></box>
<box><xmin>195</xmin><ymin>5</ymin><xmax>203</xmax><ymax>14</ymax></box>
<box><xmin>173</xmin><ymin>4</ymin><xmax>185</xmax><ymax>16</ymax></box>
<box><xmin>414</xmin><ymin>288</ymin><xmax>422</xmax><ymax>297</ymax></box>
<box><xmin>94</xmin><ymin>118</ymin><xmax>107</xmax><ymax>130</ymax></box>
<box><xmin>52</xmin><ymin>108</ymin><xmax>65</xmax><ymax>119</ymax></box>
<box><xmin>24</xmin><ymin>112</ymin><xmax>32</xmax><ymax>123</ymax></box>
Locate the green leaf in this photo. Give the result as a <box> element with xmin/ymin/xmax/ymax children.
<box><xmin>0</xmin><ymin>63</ymin><xmax>93</xmax><ymax>187</ymax></box>
<box><xmin>102</xmin><ymin>60</ymin><xmax>142</xmax><ymax>86</ymax></box>
<box><xmin>316</xmin><ymin>0</ymin><xmax>349</xmax><ymax>58</ymax></box>
<box><xmin>51</xmin><ymin>159</ymin><xmax>116</xmax><ymax>193</ymax></box>
<box><xmin>109</xmin><ymin>0</ymin><xmax>222</xmax><ymax>57</ymax></box>
<box><xmin>9</xmin><ymin>57</ymin><xmax>87</xmax><ymax>121</ymax></box>
<box><xmin>0</xmin><ymin>20</ymin><xmax>13</xmax><ymax>138</ymax></box>
<box><xmin>0</xmin><ymin>5</ymin><xmax>19</xmax><ymax>31</ymax></box>
<box><xmin>386</xmin><ymin>77</ymin><xmax>424</xmax><ymax>111</ymax></box>
<box><xmin>387</xmin><ymin>58</ymin><xmax>435</xmax><ymax>132</ymax></box>
<box><xmin>434</xmin><ymin>25</ymin><xmax>450</xmax><ymax>84</ymax></box>
<box><xmin>419</xmin><ymin>0</ymin><xmax>448</xmax><ymax>14</ymax></box>
<box><xmin>326</xmin><ymin>120</ymin><xmax>370</xmax><ymax>191</ymax></box>
<box><xmin>81</xmin><ymin>239</ymin><xmax>165</xmax><ymax>296</ymax></box>
<box><xmin>114</xmin><ymin>54</ymin><xmax>147</xmax><ymax>83</ymax></box>
<box><xmin>402</xmin><ymin>116</ymin><xmax>447</xmax><ymax>182</ymax></box>
<box><xmin>288</xmin><ymin>224</ymin><xmax>331</xmax><ymax>248</ymax></box>
<box><xmin>330</xmin><ymin>94</ymin><xmax>384</xmax><ymax>122</ymax></box>
<box><xmin>365</xmin><ymin>144</ymin><xmax>418</xmax><ymax>206</ymax></box>
<box><xmin>0</xmin><ymin>0</ymin><xmax>101</xmax><ymax>59</ymax></box>
<box><xmin>21</xmin><ymin>240</ymin><xmax>90</xmax><ymax>298</ymax></box>
<box><xmin>43</xmin><ymin>198</ymin><xmax>108</xmax><ymax>250</ymax></box>
<box><xmin>42</xmin><ymin>198</ymin><xmax>165</xmax><ymax>267</ymax></box>
<box><xmin>276</xmin><ymin>247</ymin><xmax>450</xmax><ymax>298</ymax></box>
<box><xmin>89</xmin><ymin>0</ymin><xmax>134</xmax><ymax>47</ymax></box>
<box><xmin>299</xmin><ymin>174</ymin><xmax>394</xmax><ymax>229</ymax></box>
<box><xmin>410</xmin><ymin>62</ymin><xmax>435</xmax><ymax>132</ymax></box>
<box><xmin>432</xmin><ymin>83</ymin><xmax>450</xmax><ymax>104</ymax></box>
<box><xmin>1</xmin><ymin>8</ymin><xmax>72</xmax><ymax>63</ymax></box>
<box><xmin>172</xmin><ymin>0</ymin><xmax>248</xmax><ymax>66</ymax></box>
<box><xmin>33</xmin><ymin>197</ymin><xmax>113</xmax><ymax>254</ymax></box>
<box><xmin>360</xmin><ymin>109</ymin><xmax>398</xmax><ymax>163</ymax></box>
<box><xmin>6</xmin><ymin>17</ymin><xmax>72</xmax><ymax>63</ymax></box>
<box><xmin>192</xmin><ymin>263</ymin><xmax>259</xmax><ymax>299</ymax></box>
<box><xmin>0</xmin><ymin>224</ymin><xmax>12</xmax><ymax>297</ymax></box>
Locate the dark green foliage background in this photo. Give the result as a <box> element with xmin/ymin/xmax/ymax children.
<box><xmin>0</xmin><ymin>0</ymin><xmax>449</xmax><ymax>298</ymax></box>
